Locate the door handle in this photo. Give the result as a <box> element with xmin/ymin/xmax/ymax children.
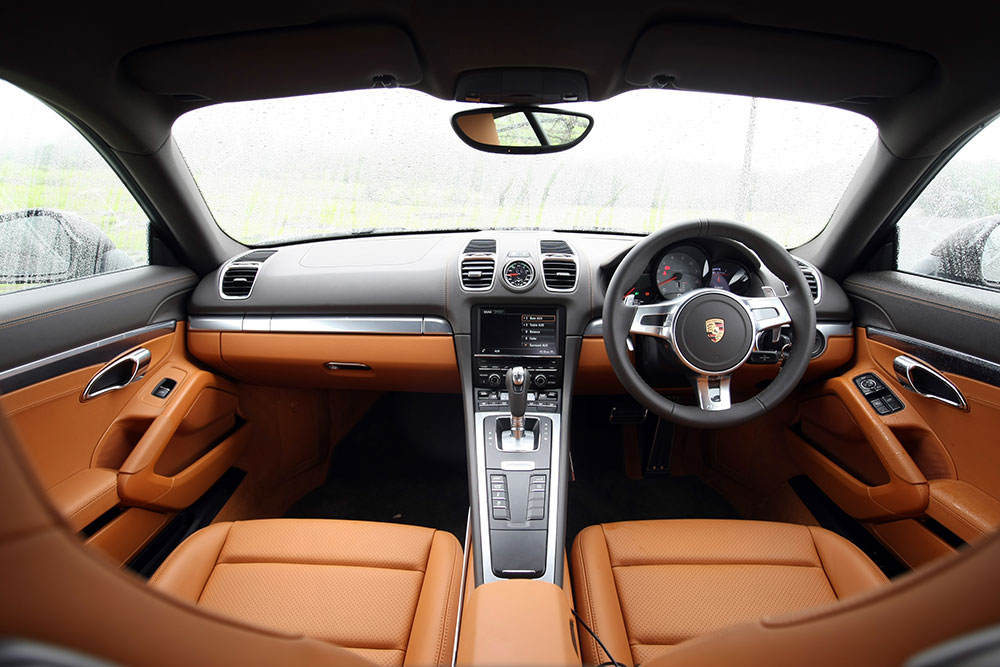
<box><xmin>893</xmin><ymin>355</ymin><xmax>968</xmax><ymax>411</ymax></box>
<box><xmin>82</xmin><ymin>348</ymin><xmax>151</xmax><ymax>400</ymax></box>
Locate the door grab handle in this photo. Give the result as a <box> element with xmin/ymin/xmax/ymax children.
<box><xmin>893</xmin><ymin>355</ymin><xmax>968</xmax><ymax>411</ymax></box>
<box><xmin>82</xmin><ymin>348</ymin><xmax>151</xmax><ymax>400</ymax></box>
<box><xmin>324</xmin><ymin>361</ymin><xmax>372</xmax><ymax>371</ymax></box>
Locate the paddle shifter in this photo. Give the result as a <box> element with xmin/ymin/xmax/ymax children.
<box><xmin>500</xmin><ymin>366</ymin><xmax>536</xmax><ymax>452</ymax></box>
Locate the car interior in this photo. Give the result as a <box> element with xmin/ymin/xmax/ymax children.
<box><xmin>1</xmin><ymin>2</ymin><xmax>1000</xmax><ymax>666</ymax></box>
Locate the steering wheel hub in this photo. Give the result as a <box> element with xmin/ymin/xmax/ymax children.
<box><xmin>672</xmin><ymin>290</ymin><xmax>754</xmax><ymax>375</ymax></box>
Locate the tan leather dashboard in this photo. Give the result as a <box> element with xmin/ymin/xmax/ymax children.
<box><xmin>189</xmin><ymin>331</ymin><xmax>461</xmax><ymax>392</ymax></box>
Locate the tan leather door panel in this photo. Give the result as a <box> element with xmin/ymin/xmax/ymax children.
<box><xmin>789</xmin><ymin>329</ymin><xmax>1000</xmax><ymax>566</ymax></box>
<box><xmin>1</xmin><ymin>324</ymin><xmax>244</xmax><ymax>561</ymax></box>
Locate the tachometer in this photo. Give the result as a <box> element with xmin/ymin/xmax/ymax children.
<box><xmin>655</xmin><ymin>249</ymin><xmax>705</xmax><ymax>298</ymax></box>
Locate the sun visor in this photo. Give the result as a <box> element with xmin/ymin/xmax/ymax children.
<box><xmin>124</xmin><ymin>24</ymin><xmax>422</xmax><ymax>102</ymax></box>
<box><xmin>625</xmin><ymin>23</ymin><xmax>934</xmax><ymax>104</ymax></box>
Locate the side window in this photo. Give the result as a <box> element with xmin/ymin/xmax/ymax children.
<box><xmin>896</xmin><ymin>117</ymin><xmax>1000</xmax><ymax>290</ymax></box>
<box><xmin>0</xmin><ymin>80</ymin><xmax>149</xmax><ymax>295</ymax></box>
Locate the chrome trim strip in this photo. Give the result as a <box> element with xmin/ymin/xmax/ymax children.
<box><xmin>188</xmin><ymin>315</ymin><xmax>453</xmax><ymax>336</ymax></box>
<box><xmin>868</xmin><ymin>327</ymin><xmax>1000</xmax><ymax>388</ymax></box>
<box><xmin>0</xmin><ymin>321</ymin><xmax>176</xmax><ymax>394</ymax></box>
<box><xmin>584</xmin><ymin>318</ymin><xmax>853</xmax><ymax>339</ymax></box>
<box><xmin>475</xmin><ymin>411</ymin><xmax>562</xmax><ymax>586</ymax></box>
<box><xmin>818</xmin><ymin>322</ymin><xmax>853</xmax><ymax>337</ymax></box>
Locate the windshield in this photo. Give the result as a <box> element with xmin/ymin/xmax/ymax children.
<box><xmin>173</xmin><ymin>88</ymin><xmax>876</xmax><ymax>248</ymax></box>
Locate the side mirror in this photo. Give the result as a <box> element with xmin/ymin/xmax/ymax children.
<box><xmin>452</xmin><ymin>106</ymin><xmax>593</xmax><ymax>154</ymax></box>
<box><xmin>0</xmin><ymin>209</ymin><xmax>131</xmax><ymax>291</ymax></box>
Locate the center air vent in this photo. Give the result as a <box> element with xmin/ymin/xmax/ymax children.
<box><xmin>795</xmin><ymin>259</ymin><xmax>822</xmax><ymax>304</ymax></box>
<box><xmin>540</xmin><ymin>239</ymin><xmax>577</xmax><ymax>292</ymax></box>
<box><xmin>460</xmin><ymin>239</ymin><xmax>496</xmax><ymax>291</ymax></box>
<box><xmin>219</xmin><ymin>249</ymin><xmax>277</xmax><ymax>299</ymax></box>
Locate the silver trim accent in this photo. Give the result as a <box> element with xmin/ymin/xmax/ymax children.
<box><xmin>893</xmin><ymin>355</ymin><xmax>969</xmax><ymax>411</ymax></box>
<box><xmin>818</xmin><ymin>322</ymin><xmax>853</xmax><ymax>337</ymax></box>
<box><xmin>82</xmin><ymin>347</ymin><xmax>152</xmax><ymax>400</ymax></box>
<box><xmin>324</xmin><ymin>361</ymin><xmax>373</xmax><ymax>371</ymax></box>
<box><xmin>450</xmin><ymin>512</ymin><xmax>471</xmax><ymax>667</ymax></box>
<box><xmin>539</xmin><ymin>241</ymin><xmax>579</xmax><ymax>293</ymax></box>
<box><xmin>476</xmin><ymin>411</ymin><xmax>561</xmax><ymax>585</ymax></box>
<box><xmin>0</xmin><ymin>321</ymin><xmax>176</xmax><ymax>394</ymax></box>
<box><xmin>501</xmin><ymin>259</ymin><xmax>536</xmax><ymax>292</ymax></box>
<box><xmin>792</xmin><ymin>257</ymin><xmax>823</xmax><ymax>305</ymax></box>
<box><xmin>459</xmin><ymin>252</ymin><xmax>497</xmax><ymax>292</ymax></box>
<box><xmin>499</xmin><ymin>461</ymin><xmax>537</xmax><ymax>471</ymax></box>
<box><xmin>188</xmin><ymin>315</ymin><xmax>453</xmax><ymax>335</ymax></box>
<box><xmin>695</xmin><ymin>375</ymin><xmax>732</xmax><ymax>410</ymax></box>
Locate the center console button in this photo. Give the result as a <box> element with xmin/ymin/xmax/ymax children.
<box><xmin>488</xmin><ymin>373</ymin><xmax>502</xmax><ymax>387</ymax></box>
<box><xmin>533</xmin><ymin>374</ymin><xmax>547</xmax><ymax>387</ymax></box>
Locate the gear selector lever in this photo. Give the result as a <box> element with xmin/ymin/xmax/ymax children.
<box><xmin>507</xmin><ymin>366</ymin><xmax>528</xmax><ymax>438</ymax></box>
<box><xmin>500</xmin><ymin>366</ymin><xmax>536</xmax><ymax>452</ymax></box>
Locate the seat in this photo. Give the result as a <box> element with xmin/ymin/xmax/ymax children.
<box><xmin>571</xmin><ymin>519</ymin><xmax>888</xmax><ymax>666</ymax></box>
<box><xmin>150</xmin><ymin>518</ymin><xmax>463</xmax><ymax>667</ymax></box>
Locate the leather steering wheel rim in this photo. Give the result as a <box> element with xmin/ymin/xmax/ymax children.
<box><xmin>602</xmin><ymin>219</ymin><xmax>817</xmax><ymax>428</ymax></box>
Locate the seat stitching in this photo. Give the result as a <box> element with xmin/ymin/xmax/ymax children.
<box><xmin>435</xmin><ymin>534</ymin><xmax>459</xmax><ymax>665</ymax></box>
<box><xmin>213</xmin><ymin>560</ymin><xmax>426</xmax><ymax>572</ymax></box>
<box><xmin>806</xmin><ymin>528</ymin><xmax>839</xmax><ymax>598</ymax></box>
<box><xmin>604</xmin><ymin>525</ymin><xmax>635</xmax><ymax>665</ymax></box>
<box><xmin>197</xmin><ymin>523</ymin><xmax>234</xmax><ymax>604</ymax></box>
<box><xmin>579</xmin><ymin>530</ymin><xmax>603</xmax><ymax>664</ymax></box>
<box><xmin>611</xmin><ymin>561</ymin><xmax>826</xmax><ymax>569</ymax></box>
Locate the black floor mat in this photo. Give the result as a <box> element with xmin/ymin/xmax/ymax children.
<box><xmin>565</xmin><ymin>396</ymin><xmax>740</xmax><ymax>546</ymax></box>
<box><xmin>285</xmin><ymin>393</ymin><xmax>469</xmax><ymax>541</ymax></box>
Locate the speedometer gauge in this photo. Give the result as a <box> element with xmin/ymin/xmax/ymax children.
<box><xmin>655</xmin><ymin>250</ymin><xmax>705</xmax><ymax>298</ymax></box>
<box><xmin>709</xmin><ymin>260</ymin><xmax>752</xmax><ymax>295</ymax></box>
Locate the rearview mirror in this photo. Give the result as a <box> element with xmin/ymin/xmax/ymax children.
<box><xmin>452</xmin><ymin>106</ymin><xmax>593</xmax><ymax>154</ymax></box>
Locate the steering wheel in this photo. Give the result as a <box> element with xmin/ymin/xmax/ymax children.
<box><xmin>603</xmin><ymin>220</ymin><xmax>817</xmax><ymax>428</ymax></box>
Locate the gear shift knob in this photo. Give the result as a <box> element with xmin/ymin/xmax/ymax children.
<box><xmin>506</xmin><ymin>366</ymin><xmax>528</xmax><ymax>417</ymax></box>
<box><xmin>506</xmin><ymin>366</ymin><xmax>530</xmax><ymax>439</ymax></box>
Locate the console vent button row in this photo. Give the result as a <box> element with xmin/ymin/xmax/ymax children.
<box><xmin>460</xmin><ymin>239</ymin><xmax>497</xmax><ymax>291</ymax></box>
<box><xmin>540</xmin><ymin>239</ymin><xmax>577</xmax><ymax>292</ymax></box>
<box><xmin>219</xmin><ymin>249</ymin><xmax>277</xmax><ymax>299</ymax></box>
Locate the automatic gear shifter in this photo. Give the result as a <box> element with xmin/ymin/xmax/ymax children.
<box><xmin>500</xmin><ymin>366</ymin><xmax>536</xmax><ymax>452</ymax></box>
<box><xmin>506</xmin><ymin>366</ymin><xmax>528</xmax><ymax>438</ymax></box>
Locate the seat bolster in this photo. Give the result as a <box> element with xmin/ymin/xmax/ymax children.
<box><xmin>150</xmin><ymin>522</ymin><xmax>233</xmax><ymax>602</ymax></box>
<box><xmin>405</xmin><ymin>531</ymin><xmax>464</xmax><ymax>666</ymax></box>
<box><xmin>572</xmin><ymin>525</ymin><xmax>633</xmax><ymax>667</ymax></box>
<box><xmin>808</xmin><ymin>526</ymin><xmax>888</xmax><ymax>599</ymax></box>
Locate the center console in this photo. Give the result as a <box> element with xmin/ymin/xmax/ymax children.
<box><xmin>471</xmin><ymin>305</ymin><xmax>566</xmax><ymax>583</ymax></box>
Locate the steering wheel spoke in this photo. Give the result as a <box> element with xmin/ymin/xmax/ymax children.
<box><xmin>740</xmin><ymin>295</ymin><xmax>792</xmax><ymax>332</ymax></box>
<box><xmin>629</xmin><ymin>299</ymin><xmax>682</xmax><ymax>341</ymax></box>
<box><xmin>694</xmin><ymin>374</ymin><xmax>732</xmax><ymax>411</ymax></box>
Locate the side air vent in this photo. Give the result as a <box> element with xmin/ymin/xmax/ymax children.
<box><xmin>795</xmin><ymin>259</ymin><xmax>822</xmax><ymax>304</ymax></box>
<box><xmin>540</xmin><ymin>240</ymin><xmax>577</xmax><ymax>292</ymax></box>
<box><xmin>460</xmin><ymin>239</ymin><xmax>497</xmax><ymax>291</ymax></box>
<box><xmin>539</xmin><ymin>240</ymin><xmax>572</xmax><ymax>254</ymax></box>
<box><xmin>463</xmin><ymin>239</ymin><xmax>497</xmax><ymax>254</ymax></box>
<box><xmin>219</xmin><ymin>249</ymin><xmax>277</xmax><ymax>299</ymax></box>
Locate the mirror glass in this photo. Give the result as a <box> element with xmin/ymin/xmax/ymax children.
<box><xmin>453</xmin><ymin>106</ymin><xmax>593</xmax><ymax>154</ymax></box>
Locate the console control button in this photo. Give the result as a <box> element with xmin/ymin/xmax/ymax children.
<box><xmin>490</xmin><ymin>474</ymin><xmax>509</xmax><ymax>520</ymax></box>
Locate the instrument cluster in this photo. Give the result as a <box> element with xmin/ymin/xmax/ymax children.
<box><xmin>625</xmin><ymin>241</ymin><xmax>759</xmax><ymax>304</ymax></box>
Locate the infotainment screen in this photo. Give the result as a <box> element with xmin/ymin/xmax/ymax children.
<box><xmin>477</xmin><ymin>306</ymin><xmax>561</xmax><ymax>356</ymax></box>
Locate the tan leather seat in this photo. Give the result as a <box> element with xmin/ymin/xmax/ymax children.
<box><xmin>571</xmin><ymin>519</ymin><xmax>888</xmax><ymax>666</ymax></box>
<box><xmin>150</xmin><ymin>519</ymin><xmax>463</xmax><ymax>667</ymax></box>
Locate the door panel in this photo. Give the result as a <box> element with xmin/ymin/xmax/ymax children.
<box><xmin>790</xmin><ymin>324</ymin><xmax>1000</xmax><ymax>567</ymax></box>
<box><xmin>0</xmin><ymin>323</ymin><xmax>244</xmax><ymax>564</ymax></box>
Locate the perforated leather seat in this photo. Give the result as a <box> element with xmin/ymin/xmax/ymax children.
<box><xmin>571</xmin><ymin>519</ymin><xmax>888</xmax><ymax>666</ymax></box>
<box><xmin>150</xmin><ymin>519</ymin><xmax>463</xmax><ymax>667</ymax></box>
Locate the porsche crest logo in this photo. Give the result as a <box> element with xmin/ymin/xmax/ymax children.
<box><xmin>705</xmin><ymin>318</ymin><xmax>725</xmax><ymax>343</ymax></box>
